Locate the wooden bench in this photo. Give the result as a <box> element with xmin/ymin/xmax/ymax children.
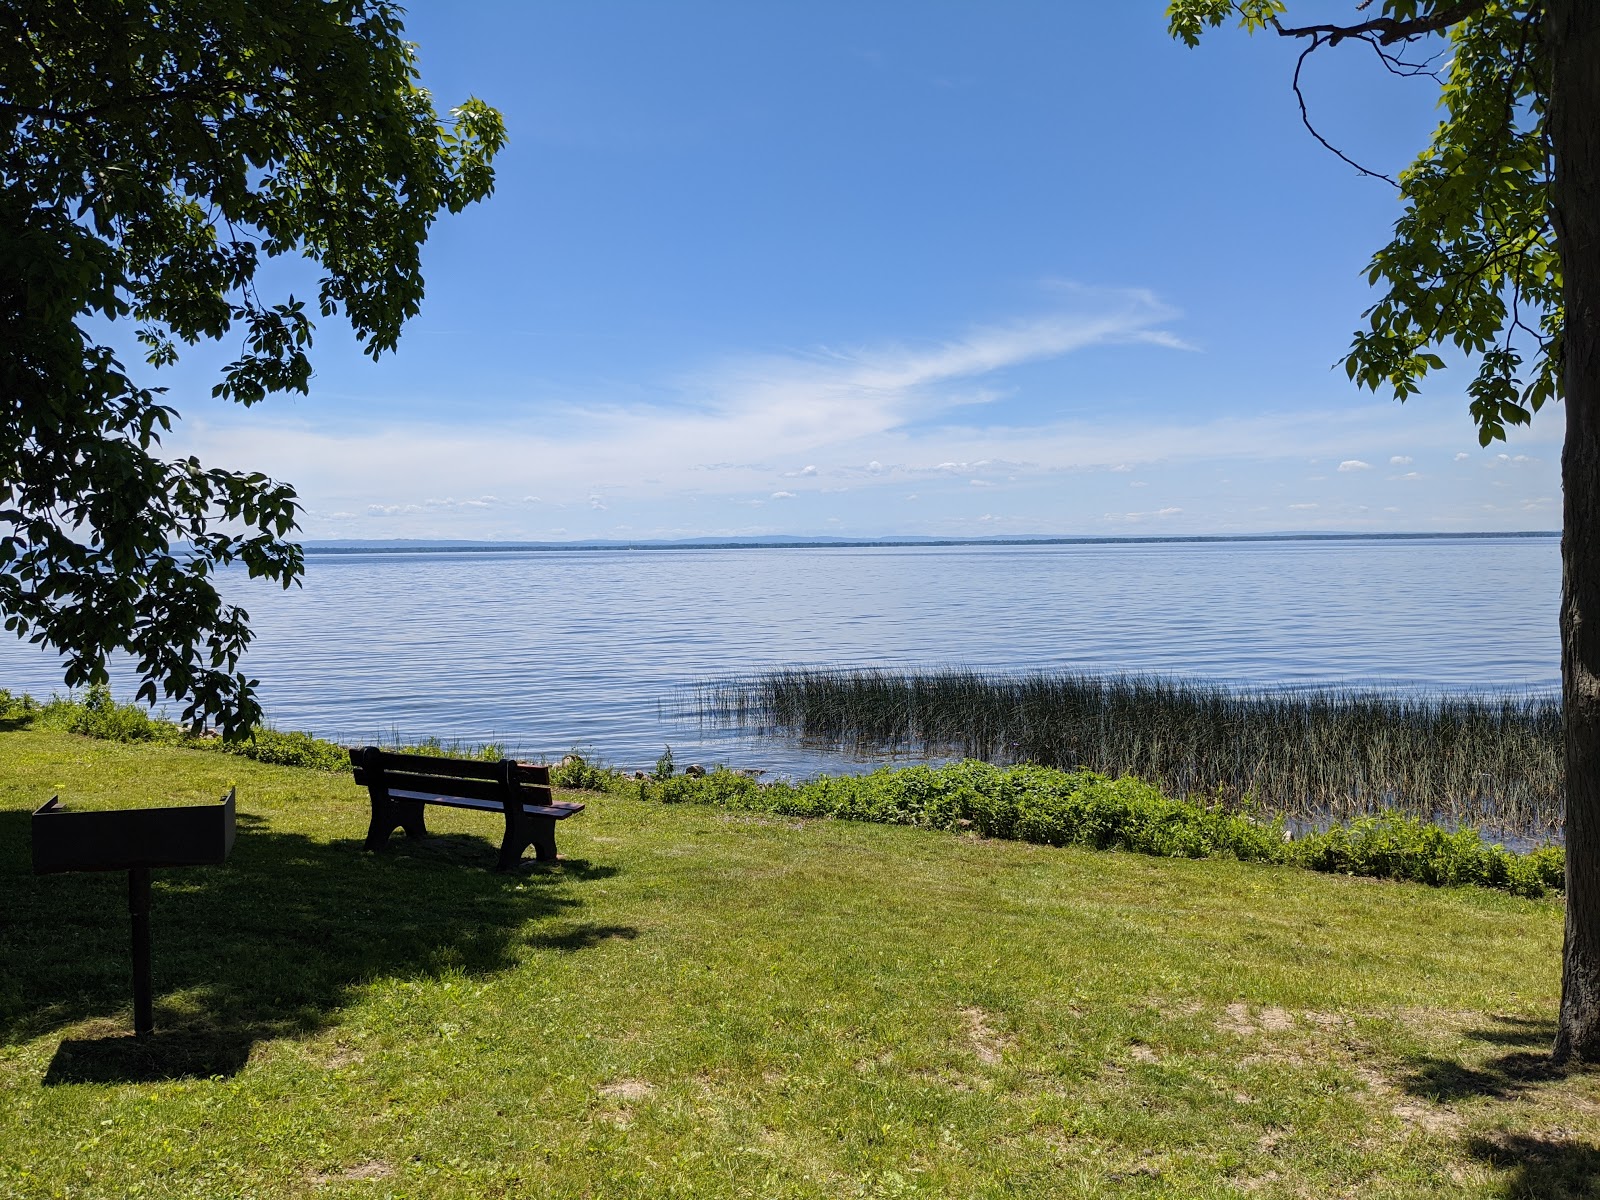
<box><xmin>350</xmin><ymin>747</ymin><xmax>585</xmax><ymax>870</ymax></box>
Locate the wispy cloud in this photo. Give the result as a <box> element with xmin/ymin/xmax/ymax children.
<box><xmin>169</xmin><ymin>292</ymin><xmax>1562</xmax><ymax>539</ymax></box>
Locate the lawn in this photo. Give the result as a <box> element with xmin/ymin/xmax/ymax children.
<box><xmin>1</xmin><ymin>727</ymin><xmax>1595</xmax><ymax>1198</ymax></box>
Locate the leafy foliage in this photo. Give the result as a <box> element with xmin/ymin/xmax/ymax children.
<box><xmin>1166</xmin><ymin>1</ymin><xmax>1558</xmax><ymax>445</ymax></box>
<box><xmin>0</xmin><ymin>1</ymin><xmax>505</xmax><ymax>736</ymax></box>
<box><xmin>551</xmin><ymin>752</ymin><xmax>625</xmax><ymax>791</ymax></box>
<box><xmin>642</xmin><ymin>759</ymin><xmax>1565</xmax><ymax>897</ymax></box>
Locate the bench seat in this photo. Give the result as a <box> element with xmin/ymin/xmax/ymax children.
<box><xmin>384</xmin><ymin>788</ymin><xmax>586</xmax><ymax>820</ymax></box>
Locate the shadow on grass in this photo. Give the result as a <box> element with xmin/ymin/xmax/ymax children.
<box><xmin>1467</xmin><ymin>1132</ymin><xmax>1600</xmax><ymax>1200</ymax></box>
<box><xmin>526</xmin><ymin>923</ymin><xmax>641</xmax><ymax>953</ymax></box>
<box><xmin>0</xmin><ymin>809</ymin><xmax>629</xmax><ymax>1082</ymax></box>
<box><xmin>1398</xmin><ymin>1015</ymin><xmax>1572</xmax><ymax>1102</ymax></box>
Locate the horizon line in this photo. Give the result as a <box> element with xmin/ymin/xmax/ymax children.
<box><xmin>297</xmin><ymin>530</ymin><xmax>1561</xmax><ymax>553</ymax></box>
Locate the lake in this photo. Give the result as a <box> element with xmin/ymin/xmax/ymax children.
<box><xmin>0</xmin><ymin>535</ymin><xmax>1561</xmax><ymax>777</ymax></box>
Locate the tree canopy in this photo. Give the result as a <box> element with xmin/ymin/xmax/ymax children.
<box><xmin>0</xmin><ymin>0</ymin><xmax>504</xmax><ymax>736</ymax></box>
<box><xmin>1169</xmin><ymin>1</ymin><xmax>1559</xmax><ymax>443</ymax></box>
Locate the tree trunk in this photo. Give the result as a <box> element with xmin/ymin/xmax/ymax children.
<box><xmin>1550</xmin><ymin>0</ymin><xmax>1600</xmax><ymax>1063</ymax></box>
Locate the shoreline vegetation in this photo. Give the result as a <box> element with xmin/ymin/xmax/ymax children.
<box><xmin>2</xmin><ymin>683</ymin><xmax>1564</xmax><ymax>899</ymax></box>
<box><xmin>694</xmin><ymin>668</ymin><xmax>1563</xmax><ymax>839</ymax></box>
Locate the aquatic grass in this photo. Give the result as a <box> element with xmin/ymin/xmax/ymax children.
<box><xmin>694</xmin><ymin>668</ymin><xmax>1564</xmax><ymax>836</ymax></box>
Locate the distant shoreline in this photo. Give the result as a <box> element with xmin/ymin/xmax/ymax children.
<box><xmin>299</xmin><ymin>530</ymin><xmax>1560</xmax><ymax>555</ymax></box>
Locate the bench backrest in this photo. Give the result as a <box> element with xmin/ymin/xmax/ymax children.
<box><xmin>350</xmin><ymin>747</ymin><xmax>554</xmax><ymax>807</ymax></box>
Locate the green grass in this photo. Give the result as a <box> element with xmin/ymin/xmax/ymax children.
<box><xmin>694</xmin><ymin>669</ymin><xmax>1564</xmax><ymax>836</ymax></box>
<box><xmin>2</xmin><ymin>727</ymin><xmax>1598</xmax><ymax>1198</ymax></box>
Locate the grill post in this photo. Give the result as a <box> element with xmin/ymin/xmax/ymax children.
<box><xmin>128</xmin><ymin>867</ymin><xmax>153</xmax><ymax>1038</ymax></box>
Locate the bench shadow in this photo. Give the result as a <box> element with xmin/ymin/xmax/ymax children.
<box><xmin>0</xmin><ymin>809</ymin><xmax>631</xmax><ymax>1082</ymax></box>
<box><xmin>1397</xmin><ymin>1015</ymin><xmax>1573</xmax><ymax>1102</ymax></box>
<box><xmin>526</xmin><ymin>923</ymin><xmax>640</xmax><ymax>952</ymax></box>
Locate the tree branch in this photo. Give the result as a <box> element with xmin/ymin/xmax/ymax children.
<box><xmin>1273</xmin><ymin>0</ymin><xmax>1494</xmax><ymax>46</ymax></box>
<box><xmin>1292</xmin><ymin>35</ymin><xmax>1400</xmax><ymax>184</ymax></box>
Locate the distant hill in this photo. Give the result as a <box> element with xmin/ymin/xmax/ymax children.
<box><xmin>298</xmin><ymin>531</ymin><xmax>1559</xmax><ymax>554</ymax></box>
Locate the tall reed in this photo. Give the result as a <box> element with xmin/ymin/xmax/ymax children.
<box><xmin>692</xmin><ymin>669</ymin><xmax>1563</xmax><ymax>836</ymax></box>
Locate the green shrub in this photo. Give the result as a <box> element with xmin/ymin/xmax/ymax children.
<box><xmin>43</xmin><ymin>684</ymin><xmax>163</xmax><ymax>742</ymax></box>
<box><xmin>637</xmin><ymin>759</ymin><xmax>1562</xmax><ymax>898</ymax></box>
<box><xmin>551</xmin><ymin>753</ymin><xmax>623</xmax><ymax>791</ymax></box>
<box><xmin>217</xmin><ymin>728</ymin><xmax>351</xmax><ymax>772</ymax></box>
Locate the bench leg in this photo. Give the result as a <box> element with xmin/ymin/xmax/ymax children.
<box><xmin>495</xmin><ymin>812</ymin><xmax>559</xmax><ymax>869</ymax></box>
<box><xmin>496</xmin><ymin>808</ymin><xmax>532</xmax><ymax>871</ymax></box>
<box><xmin>397</xmin><ymin>800</ymin><xmax>427</xmax><ymax>838</ymax></box>
<box><xmin>530</xmin><ymin>816</ymin><xmax>559</xmax><ymax>863</ymax></box>
<box><xmin>365</xmin><ymin>797</ymin><xmax>428</xmax><ymax>850</ymax></box>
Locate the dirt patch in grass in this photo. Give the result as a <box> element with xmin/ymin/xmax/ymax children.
<box><xmin>1218</xmin><ymin>1002</ymin><xmax>1297</xmax><ymax>1036</ymax></box>
<box><xmin>960</xmin><ymin>1006</ymin><xmax>1008</xmax><ymax>1064</ymax></box>
<box><xmin>307</xmin><ymin>1161</ymin><xmax>394</xmax><ymax>1185</ymax></box>
<box><xmin>598</xmin><ymin>1078</ymin><xmax>656</xmax><ymax>1102</ymax></box>
<box><xmin>1390</xmin><ymin>1100</ymin><xmax>1465</xmax><ymax>1136</ymax></box>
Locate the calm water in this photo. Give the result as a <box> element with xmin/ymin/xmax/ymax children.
<box><xmin>0</xmin><ymin>537</ymin><xmax>1561</xmax><ymax>777</ymax></box>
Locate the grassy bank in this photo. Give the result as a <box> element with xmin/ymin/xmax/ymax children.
<box><xmin>640</xmin><ymin>762</ymin><xmax>1565</xmax><ymax>899</ymax></box>
<box><xmin>1</xmin><ymin>727</ymin><xmax>1594</xmax><ymax>1198</ymax></box>
<box><xmin>0</xmin><ymin>685</ymin><xmax>507</xmax><ymax>773</ymax></box>
<box><xmin>695</xmin><ymin>669</ymin><xmax>1564</xmax><ymax>836</ymax></box>
<box><xmin>7</xmin><ymin>687</ymin><xmax>1564</xmax><ymax>899</ymax></box>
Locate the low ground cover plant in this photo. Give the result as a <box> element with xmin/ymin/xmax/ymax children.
<box><xmin>641</xmin><ymin>760</ymin><xmax>1565</xmax><ymax>898</ymax></box>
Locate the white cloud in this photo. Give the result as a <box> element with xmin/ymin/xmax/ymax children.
<box><xmin>168</xmin><ymin>291</ymin><xmax>1563</xmax><ymax>539</ymax></box>
<box><xmin>1390</xmin><ymin>455</ymin><xmax>1413</xmax><ymax>465</ymax></box>
<box><xmin>1106</xmin><ymin>507</ymin><xmax>1183</xmax><ymax>523</ymax></box>
<box><xmin>1455</xmin><ymin>452</ymin><xmax>1471</xmax><ymax>461</ymax></box>
<box><xmin>1289</xmin><ymin>503</ymin><xmax>1319</xmax><ymax>510</ymax></box>
<box><xmin>770</xmin><ymin>490</ymin><xmax>795</xmax><ymax>499</ymax></box>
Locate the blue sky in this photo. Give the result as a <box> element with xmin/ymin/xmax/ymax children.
<box><xmin>163</xmin><ymin>2</ymin><xmax>1560</xmax><ymax>541</ymax></box>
